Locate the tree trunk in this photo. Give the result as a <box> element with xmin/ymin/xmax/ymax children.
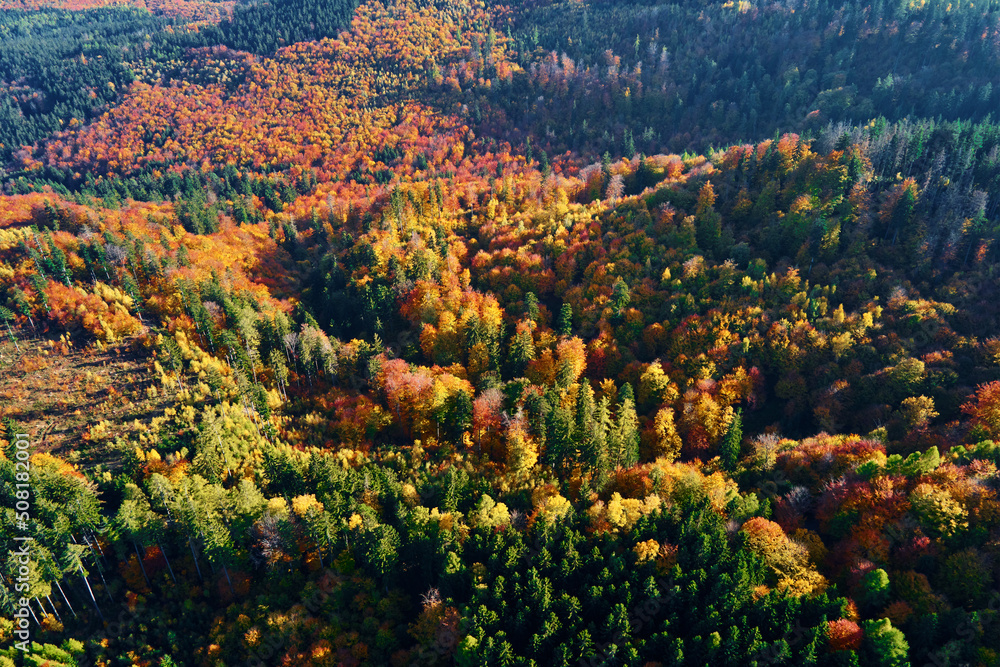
<box><xmin>157</xmin><ymin>541</ymin><xmax>177</xmax><ymax>584</ymax></box>
<box><xmin>4</xmin><ymin>320</ymin><xmax>20</xmax><ymax>353</ymax></box>
<box><xmin>87</xmin><ymin>530</ymin><xmax>110</xmax><ymax>568</ymax></box>
<box><xmin>188</xmin><ymin>537</ymin><xmax>204</xmax><ymax>581</ymax></box>
<box><xmin>77</xmin><ymin>566</ymin><xmax>104</xmax><ymax>622</ymax></box>
<box><xmin>46</xmin><ymin>595</ymin><xmax>62</xmax><ymax>621</ymax></box>
<box><xmin>55</xmin><ymin>580</ymin><xmax>77</xmax><ymax>618</ymax></box>
<box><xmin>222</xmin><ymin>563</ymin><xmax>235</xmax><ymax>596</ymax></box>
<box><xmin>76</xmin><ymin>534</ymin><xmax>114</xmax><ymax>603</ymax></box>
<box><xmin>134</xmin><ymin>540</ymin><xmax>152</xmax><ymax>589</ymax></box>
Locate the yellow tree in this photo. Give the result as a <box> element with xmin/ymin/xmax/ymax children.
<box><xmin>649</xmin><ymin>406</ymin><xmax>682</xmax><ymax>462</ymax></box>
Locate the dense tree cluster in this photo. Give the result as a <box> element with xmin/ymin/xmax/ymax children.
<box><xmin>2</xmin><ymin>0</ymin><xmax>1000</xmax><ymax>665</ymax></box>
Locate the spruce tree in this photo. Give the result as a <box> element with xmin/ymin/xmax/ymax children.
<box><xmin>558</xmin><ymin>303</ymin><xmax>573</xmax><ymax>337</ymax></box>
<box><xmin>720</xmin><ymin>409</ymin><xmax>743</xmax><ymax>473</ymax></box>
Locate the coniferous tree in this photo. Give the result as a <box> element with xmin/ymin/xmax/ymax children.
<box><xmin>720</xmin><ymin>409</ymin><xmax>743</xmax><ymax>472</ymax></box>
<box><xmin>558</xmin><ymin>303</ymin><xmax>573</xmax><ymax>337</ymax></box>
<box><xmin>610</xmin><ymin>384</ymin><xmax>640</xmax><ymax>468</ymax></box>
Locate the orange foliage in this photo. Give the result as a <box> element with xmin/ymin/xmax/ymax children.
<box><xmin>44</xmin><ymin>281</ymin><xmax>143</xmax><ymax>341</ymax></box>
<box><xmin>25</xmin><ymin>0</ymin><xmax>518</xmax><ymax>186</ymax></box>
<box><xmin>826</xmin><ymin>618</ymin><xmax>863</xmax><ymax>652</ymax></box>
<box><xmin>961</xmin><ymin>380</ymin><xmax>1000</xmax><ymax>440</ymax></box>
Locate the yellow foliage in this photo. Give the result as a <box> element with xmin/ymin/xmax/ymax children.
<box><xmin>292</xmin><ymin>494</ymin><xmax>323</xmax><ymax>517</ymax></box>
<box><xmin>741</xmin><ymin>517</ymin><xmax>827</xmax><ymax>596</ymax></box>
<box><xmin>910</xmin><ymin>483</ymin><xmax>968</xmax><ymax>537</ymax></box>
<box><xmin>472</xmin><ymin>494</ymin><xmax>510</xmax><ymax>529</ymax></box>
<box><xmin>402</xmin><ymin>483</ymin><xmax>420</xmax><ymax>506</ymax></box>
<box><xmin>537</xmin><ymin>493</ymin><xmax>572</xmax><ymax>521</ymax></box>
<box><xmin>593</xmin><ymin>492</ymin><xmax>662</xmax><ymax>532</ymax></box>
<box><xmin>266</xmin><ymin>497</ymin><xmax>289</xmax><ymax>519</ymax></box>
<box><xmin>650</xmin><ymin>406</ymin><xmax>682</xmax><ymax>462</ymax></box>
<box><xmin>505</xmin><ymin>423</ymin><xmax>539</xmax><ymax>486</ymax></box>
<box><xmin>634</xmin><ymin>539</ymin><xmax>661</xmax><ymax>563</ymax></box>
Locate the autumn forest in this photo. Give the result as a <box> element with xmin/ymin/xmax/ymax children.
<box><xmin>2</xmin><ymin>0</ymin><xmax>1000</xmax><ymax>665</ymax></box>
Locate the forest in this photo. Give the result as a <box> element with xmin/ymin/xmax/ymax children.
<box><xmin>1</xmin><ymin>0</ymin><xmax>1000</xmax><ymax>665</ymax></box>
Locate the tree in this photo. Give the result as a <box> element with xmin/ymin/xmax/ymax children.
<box><xmin>638</xmin><ymin>361</ymin><xmax>676</xmax><ymax>411</ymax></box>
<box><xmin>887</xmin><ymin>357</ymin><xmax>926</xmax><ymax>401</ymax></box>
<box><xmin>505</xmin><ymin>422</ymin><xmax>539</xmax><ymax>487</ymax></box>
<box><xmin>695</xmin><ymin>181</ymin><xmax>723</xmax><ymax>257</ymax></box>
<box><xmin>962</xmin><ymin>381</ymin><xmax>1000</xmax><ymax>440</ymax></box>
<box><xmin>862</xmin><ymin>618</ymin><xmax>909</xmax><ymax>667</ymax></box>
<box><xmin>740</xmin><ymin>518</ymin><xmax>827</xmax><ymax>596</ymax></box>
<box><xmin>574</xmin><ymin>379</ymin><xmax>596</xmax><ymax>453</ymax></box>
<box><xmin>828</xmin><ymin>619</ymin><xmax>863</xmax><ymax>653</ymax></box>
<box><xmin>360</xmin><ymin>523</ymin><xmax>401</xmax><ymax>588</ymax></box>
<box><xmin>720</xmin><ymin>409</ymin><xmax>743</xmax><ymax>472</ymax></box>
<box><xmin>544</xmin><ymin>389</ymin><xmax>575</xmax><ymax>474</ymax></box>
<box><xmin>473</xmin><ymin>388</ymin><xmax>504</xmax><ymax>456</ymax></box>
<box><xmin>556</xmin><ymin>337</ymin><xmax>587</xmax><ymax>387</ymax></box>
<box><xmin>860</xmin><ymin>568</ymin><xmax>890</xmax><ymax>609</ymax></box>
<box><xmin>582</xmin><ymin>395</ymin><xmax>611</xmax><ymax>486</ymax></box>
<box><xmin>558</xmin><ymin>303</ymin><xmax>573</xmax><ymax>337</ymax></box>
<box><xmin>507</xmin><ymin>320</ymin><xmax>536</xmax><ymax>377</ymax></box>
<box><xmin>651</xmin><ymin>406</ymin><xmax>682</xmax><ymax>462</ymax></box>
<box><xmin>440</xmin><ymin>390</ymin><xmax>472</xmax><ymax>446</ymax></box>
<box><xmin>524</xmin><ymin>292</ymin><xmax>540</xmax><ymax>322</ymax></box>
<box><xmin>909</xmin><ymin>483</ymin><xmax>967</xmax><ymax>538</ymax></box>
<box><xmin>610</xmin><ymin>278</ymin><xmax>630</xmax><ymax>319</ymax></box>
<box><xmin>897</xmin><ymin>396</ymin><xmax>937</xmax><ymax>432</ymax></box>
<box><xmin>937</xmin><ymin>548</ymin><xmax>993</xmax><ymax>608</ymax></box>
<box><xmin>609</xmin><ymin>384</ymin><xmax>639</xmax><ymax>468</ymax></box>
<box><xmin>0</xmin><ymin>306</ymin><xmax>20</xmax><ymax>352</ymax></box>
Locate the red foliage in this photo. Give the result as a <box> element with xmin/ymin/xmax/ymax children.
<box><xmin>779</xmin><ymin>435</ymin><xmax>885</xmax><ymax>489</ymax></box>
<box><xmin>827</xmin><ymin>619</ymin><xmax>863</xmax><ymax>652</ymax></box>
<box><xmin>961</xmin><ymin>380</ymin><xmax>1000</xmax><ymax>440</ymax></box>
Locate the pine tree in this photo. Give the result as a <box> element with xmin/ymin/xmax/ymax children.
<box><xmin>507</xmin><ymin>320</ymin><xmax>536</xmax><ymax>377</ymax></box>
<box><xmin>611</xmin><ymin>278</ymin><xmax>630</xmax><ymax>319</ymax></box>
<box><xmin>525</xmin><ymin>292</ymin><xmax>540</xmax><ymax>322</ymax></box>
<box><xmin>610</xmin><ymin>384</ymin><xmax>640</xmax><ymax>468</ymax></box>
<box><xmin>544</xmin><ymin>389</ymin><xmax>575</xmax><ymax>474</ymax></box>
<box><xmin>590</xmin><ymin>396</ymin><xmax>612</xmax><ymax>486</ymax></box>
<box><xmin>575</xmin><ymin>379</ymin><xmax>596</xmax><ymax>449</ymax></box>
<box><xmin>720</xmin><ymin>409</ymin><xmax>743</xmax><ymax>472</ymax></box>
<box><xmin>449</xmin><ymin>390</ymin><xmax>473</xmax><ymax>444</ymax></box>
<box><xmin>558</xmin><ymin>303</ymin><xmax>573</xmax><ymax>337</ymax></box>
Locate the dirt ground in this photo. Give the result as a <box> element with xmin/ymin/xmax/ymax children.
<box><xmin>0</xmin><ymin>324</ymin><xmax>169</xmax><ymax>467</ymax></box>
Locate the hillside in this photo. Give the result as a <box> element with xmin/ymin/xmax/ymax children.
<box><xmin>2</xmin><ymin>0</ymin><xmax>1000</xmax><ymax>666</ymax></box>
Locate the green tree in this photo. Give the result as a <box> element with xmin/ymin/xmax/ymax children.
<box><xmin>558</xmin><ymin>303</ymin><xmax>573</xmax><ymax>337</ymax></box>
<box><xmin>611</xmin><ymin>278</ymin><xmax>630</xmax><ymax>319</ymax></box>
<box><xmin>507</xmin><ymin>321</ymin><xmax>536</xmax><ymax>377</ymax></box>
<box><xmin>862</xmin><ymin>618</ymin><xmax>908</xmax><ymax>667</ymax></box>
<box><xmin>609</xmin><ymin>384</ymin><xmax>639</xmax><ymax>468</ymax></box>
<box><xmin>544</xmin><ymin>389</ymin><xmax>575</xmax><ymax>475</ymax></box>
<box><xmin>449</xmin><ymin>390</ymin><xmax>474</xmax><ymax>444</ymax></box>
<box><xmin>861</xmin><ymin>568</ymin><xmax>890</xmax><ymax>609</ymax></box>
<box><xmin>524</xmin><ymin>292</ymin><xmax>540</xmax><ymax>322</ymax></box>
<box><xmin>720</xmin><ymin>409</ymin><xmax>743</xmax><ymax>472</ymax></box>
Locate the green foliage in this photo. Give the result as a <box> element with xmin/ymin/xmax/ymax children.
<box><xmin>862</xmin><ymin>618</ymin><xmax>909</xmax><ymax>667</ymax></box>
<box><xmin>720</xmin><ymin>409</ymin><xmax>742</xmax><ymax>473</ymax></box>
<box><xmin>218</xmin><ymin>0</ymin><xmax>360</xmax><ymax>54</ymax></box>
<box><xmin>861</xmin><ymin>568</ymin><xmax>890</xmax><ymax>609</ymax></box>
<box><xmin>4</xmin><ymin>0</ymin><xmax>1000</xmax><ymax>664</ymax></box>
